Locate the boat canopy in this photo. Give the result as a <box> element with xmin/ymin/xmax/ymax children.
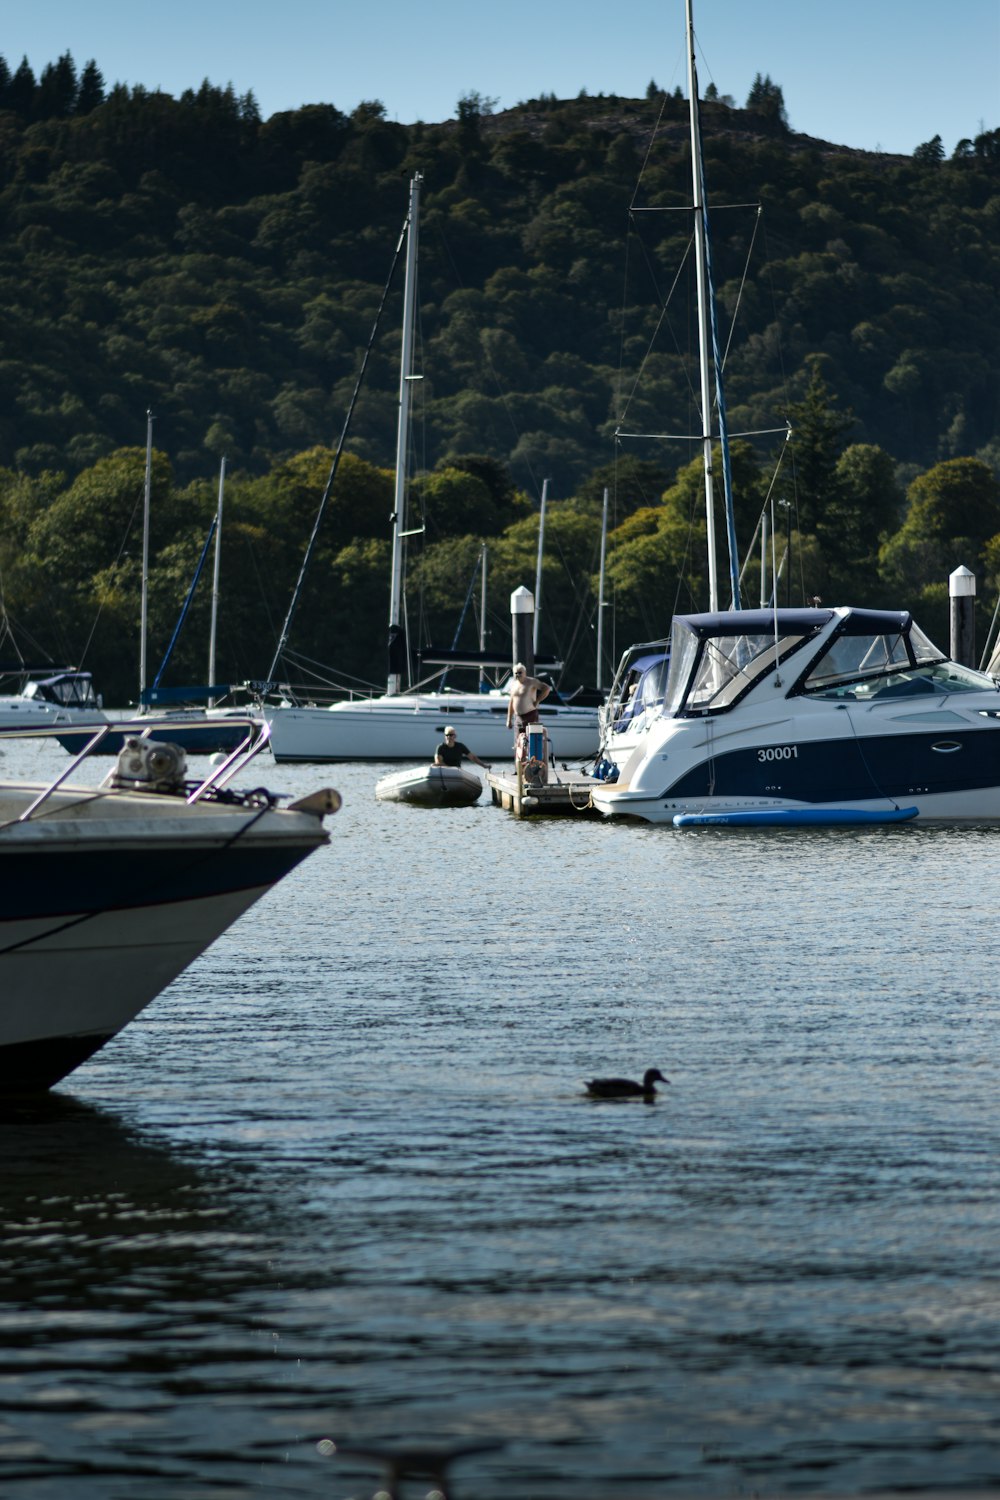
<box><xmin>22</xmin><ymin>671</ymin><xmax>100</xmax><ymax>708</ymax></box>
<box><xmin>674</xmin><ymin>607</ymin><xmax>913</xmax><ymax>637</ymax></box>
<box><xmin>664</xmin><ymin>607</ymin><xmax>937</xmax><ymax>718</ymax></box>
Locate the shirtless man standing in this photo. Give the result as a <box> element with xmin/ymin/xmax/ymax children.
<box><xmin>506</xmin><ymin>662</ymin><xmax>550</xmax><ymax>731</ymax></box>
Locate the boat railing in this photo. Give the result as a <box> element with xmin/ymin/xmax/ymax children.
<box><xmin>4</xmin><ymin>714</ymin><xmax>270</xmax><ymax>824</ymax></box>
<box><xmin>186</xmin><ymin>719</ymin><xmax>271</xmax><ymax>803</ymax></box>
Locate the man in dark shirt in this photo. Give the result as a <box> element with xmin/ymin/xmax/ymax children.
<box><xmin>434</xmin><ymin>726</ymin><xmax>487</xmax><ymax>768</ymax></box>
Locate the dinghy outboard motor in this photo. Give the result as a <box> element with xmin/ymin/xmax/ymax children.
<box><xmin>112</xmin><ymin>737</ymin><xmax>188</xmax><ymax>792</ymax></box>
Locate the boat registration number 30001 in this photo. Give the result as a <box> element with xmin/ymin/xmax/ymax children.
<box><xmin>757</xmin><ymin>745</ymin><xmax>799</xmax><ymax>762</ymax></box>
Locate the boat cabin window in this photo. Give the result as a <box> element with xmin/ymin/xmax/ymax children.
<box><xmin>800</xmin><ymin>622</ymin><xmax>980</xmax><ymax>699</ymax></box>
<box><xmin>615</xmin><ymin>657</ymin><xmax>670</xmax><ymax>726</ymax></box>
<box><xmin>639</xmin><ymin>656</ymin><xmax>671</xmax><ymax>713</ymax></box>
<box><xmin>605</xmin><ymin>645</ymin><xmax>670</xmax><ymax>729</ymax></box>
<box><xmin>666</xmin><ymin>626</ymin><xmax>814</xmax><ymax>716</ymax></box>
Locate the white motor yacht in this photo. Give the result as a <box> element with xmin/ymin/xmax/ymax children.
<box><xmin>591</xmin><ymin>606</ymin><xmax>1000</xmax><ymax>826</ymax></box>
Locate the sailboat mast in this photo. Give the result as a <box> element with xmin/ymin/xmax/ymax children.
<box><xmin>139</xmin><ymin>410</ymin><xmax>153</xmax><ymax>705</ymax></box>
<box><xmin>686</xmin><ymin>0</ymin><xmax>719</xmax><ymax>613</ymax></box>
<box><xmin>533</xmin><ymin>478</ymin><xmax>548</xmax><ymax>655</ymax></box>
<box><xmin>208</xmin><ymin>455</ymin><xmax>225</xmax><ymax>705</ymax></box>
<box><xmin>597</xmin><ymin>486</ymin><xmax>609</xmax><ymax>689</ymax></box>
<box><xmin>479</xmin><ymin>543</ymin><xmax>488</xmax><ymax>691</ymax></box>
<box><xmin>387</xmin><ymin>173</ymin><xmax>422</xmax><ymax>696</ymax></box>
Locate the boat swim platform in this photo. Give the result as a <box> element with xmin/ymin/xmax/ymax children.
<box><xmin>486</xmin><ymin>765</ymin><xmax>602</xmax><ymax>818</ymax></box>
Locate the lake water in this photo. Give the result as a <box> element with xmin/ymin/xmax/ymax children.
<box><xmin>2</xmin><ymin>736</ymin><xmax>1000</xmax><ymax>1498</ymax></box>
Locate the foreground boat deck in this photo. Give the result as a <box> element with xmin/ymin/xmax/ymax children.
<box><xmin>486</xmin><ymin>765</ymin><xmax>602</xmax><ymax>818</ymax></box>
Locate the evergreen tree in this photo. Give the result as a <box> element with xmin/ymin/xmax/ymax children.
<box><xmin>786</xmin><ymin>363</ymin><xmax>855</xmax><ymax>537</ymax></box>
<box><xmin>822</xmin><ymin>444</ymin><xmax>902</xmax><ymax>601</ymax></box>
<box><xmin>973</xmin><ymin>128</ymin><xmax>1000</xmax><ymax>160</ymax></box>
<box><xmin>37</xmin><ymin>52</ymin><xmax>78</xmax><ymax>119</ymax></box>
<box><xmin>76</xmin><ymin>59</ymin><xmax>105</xmax><ymax>115</ymax></box>
<box><xmin>913</xmin><ymin>134</ymin><xmax>945</xmax><ymax>163</ymax></box>
<box><xmin>7</xmin><ymin>56</ymin><xmax>37</xmax><ymax>117</ymax></box>
<box><xmin>456</xmin><ymin>92</ymin><xmax>487</xmax><ymax>157</ymax></box>
<box><xmin>745</xmin><ymin>73</ymin><xmax>788</xmax><ymax>128</ymax></box>
<box><xmin>239</xmin><ymin>89</ymin><xmax>261</xmax><ymax>124</ymax></box>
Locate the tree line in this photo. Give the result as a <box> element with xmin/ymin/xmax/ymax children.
<box><xmin>3</xmin><ymin>381</ymin><xmax>998</xmax><ymax>706</ymax></box>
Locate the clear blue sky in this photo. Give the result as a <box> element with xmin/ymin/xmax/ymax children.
<box><xmin>3</xmin><ymin>0</ymin><xmax>997</xmax><ymax>157</ymax></box>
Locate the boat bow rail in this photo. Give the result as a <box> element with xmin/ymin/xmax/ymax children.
<box><xmin>0</xmin><ymin>722</ymin><xmax>339</xmax><ymax>1091</ymax></box>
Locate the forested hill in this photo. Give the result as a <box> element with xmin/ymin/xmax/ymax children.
<box><xmin>0</xmin><ymin>55</ymin><xmax>997</xmax><ymax>490</ymax></box>
<box><xmin>1</xmin><ymin>55</ymin><xmax>999</xmax><ymax>705</ymax></box>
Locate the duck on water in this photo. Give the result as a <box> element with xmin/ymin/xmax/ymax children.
<box><xmin>584</xmin><ymin>1068</ymin><xmax>669</xmax><ymax>1098</ymax></box>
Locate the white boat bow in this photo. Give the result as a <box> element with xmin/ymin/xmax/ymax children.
<box><xmin>0</xmin><ymin>720</ymin><xmax>338</xmax><ymax>1091</ymax></box>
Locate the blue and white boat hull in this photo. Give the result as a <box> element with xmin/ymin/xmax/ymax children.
<box><xmin>0</xmin><ymin>743</ymin><xmax>333</xmax><ymax>1091</ymax></box>
<box><xmin>591</xmin><ymin>608</ymin><xmax>1000</xmax><ymax>827</ymax></box>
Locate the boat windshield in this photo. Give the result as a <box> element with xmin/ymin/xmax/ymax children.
<box><xmin>23</xmin><ymin>672</ymin><xmax>100</xmax><ymax>709</ymax></box>
<box><xmin>604</xmin><ymin>644</ymin><xmax>670</xmax><ymax>731</ymax></box>
<box><xmin>800</xmin><ymin>621</ymin><xmax>981</xmax><ymax>698</ymax></box>
<box><xmin>665</xmin><ymin>621</ymin><xmax>814</xmax><ymax>716</ymax></box>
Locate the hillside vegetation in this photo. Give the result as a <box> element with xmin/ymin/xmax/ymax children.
<box><xmin>0</xmin><ymin>54</ymin><xmax>998</xmax><ymax>702</ymax></box>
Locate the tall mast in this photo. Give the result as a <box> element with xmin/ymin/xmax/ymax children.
<box><xmin>596</xmin><ymin>485</ymin><xmax>609</xmax><ymax>689</ymax></box>
<box><xmin>478</xmin><ymin>543</ymin><xmax>488</xmax><ymax>692</ymax></box>
<box><xmin>207</xmin><ymin>455</ymin><xmax>225</xmax><ymax>705</ymax></box>
<box><xmin>139</xmin><ymin>410</ymin><xmax>153</xmax><ymax>705</ymax></box>
<box><xmin>686</xmin><ymin>0</ymin><xmax>718</xmax><ymax>613</ymax></box>
<box><xmin>686</xmin><ymin>0</ymin><xmax>740</xmax><ymax>611</ymax></box>
<box><xmin>533</xmin><ymin>478</ymin><xmax>548</xmax><ymax>655</ymax></box>
<box><xmin>387</xmin><ymin>172</ymin><xmax>422</xmax><ymax>695</ymax></box>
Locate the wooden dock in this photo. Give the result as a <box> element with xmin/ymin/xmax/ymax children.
<box><xmin>486</xmin><ymin>764</ymin><xmax>602</xmax><ymax>818</ymax></box>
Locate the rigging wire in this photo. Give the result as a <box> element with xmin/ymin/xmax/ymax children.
<box><xmin>615</xmin><ymin>78</ymin><xmax>769</xmax><ymax>625</ymax></box>
<box><xmin>150</xmin><ymin>514</ymin><xmax>218</xmax><ymax>692</ymax></box>
<box><xmin>267</xmin><ymin>213</ymin><xmax>408</xmax><ymax>683</ymax></box>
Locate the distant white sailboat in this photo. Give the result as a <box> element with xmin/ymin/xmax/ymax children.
<box><xmin>263</xmin><ymin>173</ymin><xmax>600</xmax><ymax>764</ymax></box>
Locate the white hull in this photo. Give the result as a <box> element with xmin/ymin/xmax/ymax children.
<box><xmin>0</xmin><ymin>672</ymin><xmax>105</xmax><ymax>732</ymax></box>
<box><xmin>0</xmin><ymin>698</ymin><xmax>76</xmax><ymax>730</ymax></box>
<box><xmin>375</xmin><ymin>764</ymin><xmax>482</xmax><ymax>807</ymax></box>
<box><xmin>265</xmin><ymin>693</ymin><xmax>600</xmax><ymax>763</ymax></box>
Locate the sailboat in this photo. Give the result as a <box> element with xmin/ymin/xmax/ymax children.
<box><xmin>590</xmin><ymin>1</ymin><xmax>1000</xmax><ymax>827</ymax></box>
<box><xmin>261</xmin><ymin>174</ymin><xmax>601</xmax><ymax>764</ymax></box>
